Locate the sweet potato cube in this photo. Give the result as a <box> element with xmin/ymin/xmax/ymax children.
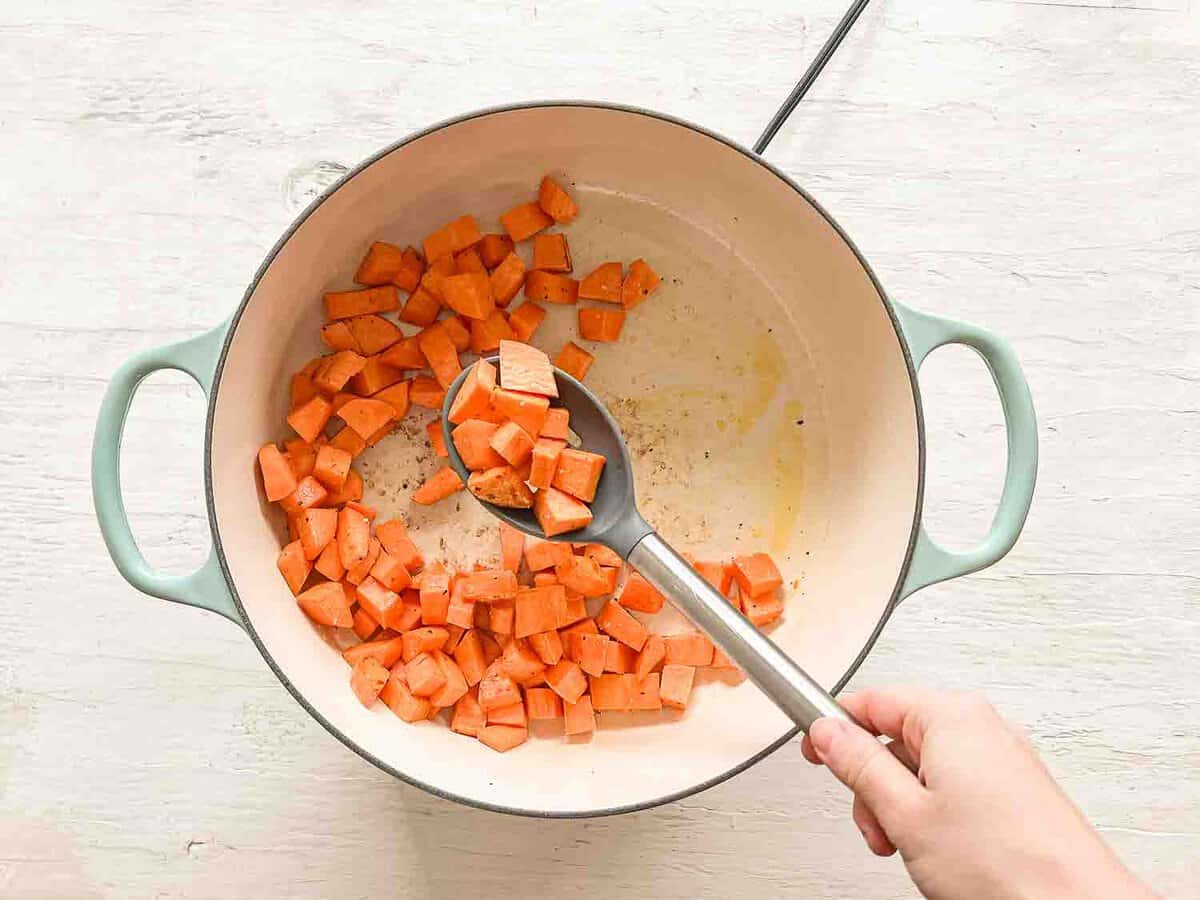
<box><xmin>286</xmin><ymin>394</ymin><xmax>333</xmax><ymax>444</ymax></box>
<box><xmin>524</xmin><ymin>270</ymin><xmax>579</xmax><ymax>305</ymax></box>
<box><xmin>489</xmin><ymin>251</ymin><xmax>526</xmax><ymax>307</ymax></box>
<box><xmin>441</xmin><ymin>272</ymin><xmax>494</xmax><ymax>320</ymax></box>
<box><xmin>379</xmin><ymin>337</ymin><xmax>426</xmax><ymax>371</ymax></box>
<box><xmin>354</xmin><ymin>241</ymin><xmax>408</xmax><ymax>286</ymax></box>
<box><xmin>634</xmin><ymin>634</ymin><xmax>666</xmax><ymax>682</ymax></box>
<box><xmin>380</xmin><ymin>671</ymin><xmax>431</xmax><ymax>722</ymax></box>
<box><xmin>732</xmin><ymin>552</ymin><xmax>784</xmax><ymax>599</ymax></box>
<box><xmin>479</xmin><ymin>233</ymin><xmax>515</xmax><ymax>268</ymax></box>
<box><xmin>664</xmin><ymin>632</ymin><xmax>714</xmax><ymax>666</ymax></box>
<box><xmin>469</xmin><ymin>309</ymin><xmax>516</xmax><ymax>355</ymax></box>
<box><xmin>507</xmin><ymin>302</ymin><xmax>546</xmax><ymax>344</ymax></box>
<box><xmin>428</xmin><ymin>651</ymin><xmax>470</xmax><ymax>708</ymax></box>
<box><xmin>312</xmin><ymin>444</ymin><xmax>352</xmax><ymax>491</ymax></box>
<box><xmin>532</xmin><ymin>233</ymin><xmax>572</xmax><ymax>273</ymax></box>
<box><xmin>411</xmin><ymin>466</ymin><xmax>464</xmax><ymax>505</ymax></box>
<box><xmin>455</xmin><ymin>246</ymin><xmax>486</xmax><ymax>274</ymax></box>
<box><xmin>499</xmin><ymin>340</ymin><xmax>557</xmax><ymax>397</ymax></box>
<box><xmin>296</xmin><ymin>507</ymin><xmax>338</xmax><ymax>560</ymax></box>
<box><xmin>400</xmin><ymin>286</ymin><xmax>441</xmax><ymax>326</ymax></box>
<box><xmin>524</xmin><ymin>536</ymin><xmax>573</xmax><ymax>571</ymax></box>
<box><xmin>619</xmin><ymin>572</ymin><xmax>665</xmax><ymax>614</ymax></box>
<box><xmin>545</xmin><ymin>660</ymin><xmax>587</xmax><ymax>704</ymax></box>
<box><xmin>401</xmin><ymin>626</ymin><xmax>449</xmax><ymax>663</ymax></box>
<box><xmin>343</xmin><ymin>635</ymin><xmax>406</xmax><ymax>669</ymax></box>
<box><xmin>533</xmin><ymin>487</ymin><xmax>592</xmax><ymax>538</ymax></box>
<box><xmin>451</xmin><ymin>689</ymin><xmax>485</xmax><ymax>736</ymax></box>
<box><xmin>537</xmin><ymin>176</ymin><xmax>578</xmax><ymax>224</ymax></box>
<box><xmin>469</xmin><ymin>466</ymin><xmax>534</xmax><ymax>508</ymax></box>
<box><xmin>452</xmin><ymin>419</ymin><xmax>506</xmax><ymax>470</ymax></box>
<box><xmin>447</xmin><ymin>358</ymin><xmax>498</xmax><ymax>424</ymax></box>
<box><xmin>660</xmin><ymin>664</ymin><xmax>696</xmax><ymax>710</ymax></box>
<box><xmin>563</xmin><ymin>695</ymin><xmax>595</xmax><ymax>736</ymax></box>
<box><xmin>500</xmin><ymin>201</ymin><xmax>553</xmax><ymax>242</ymax></box>
<box><xmin>296</xmin><ymin>582</ymin><xmax>353</xmax><ymax>627</ymax></box>
<box><xmin>487</xmin><ymin>700</ymin><xmax>527</xmax><ymax>727</ymax></box>
<box><xmin>528</xmin><ymin>630</ymin><xmax>564</xmax><ymax>666</ymax></box>
<box><xmin>525</xmin><ymin>686</ymin><xmax>563</xmax><ymax>720</ymax></box>
<box><xmin>460</xmin><ymin>569</ymin><xmax>519</xmax><ymax>602</ymax></box>
<box><xmin>276</xmin><ymin>540</ymin><xmax>311</xmax><ymax>595</ymax></box>
<box><xmin>477</xmin><ymin>724</ymin><xmax>528</xmax><ymax>752</ymax></box>
<box><xmin>630</xmin><ymin>672</ymin><xmax>662</xmax><ymax>710</ymax></box>
<box><xmin>489</xmin><ymin>421</ymin><xmax>534</xmax><ymax>467</ymax></box>
<box><xmin>323</xmin><ymin>285</ymin><xmax>400</xmax><ymax>320</ymax></box>
<box><xmin>259</xmin><ymin>443</ymin><xmax>298</xmax><ymax>502</ymax></box>
<box><xmin>423</xmin><ymin>215</ymin><xmax>482</xmax><ymax>263</ymax></box>
<box><xmin>556</xmin><ymin>555</ymin><xmax>610</xmax><ymax>598</ymax></box>
<box><xmin>620</xmin><ymin>258</ymin><xmax>660</xmax><ymax>310</ymax></box>
<box><xmin>554</xmin><ymin>341</ymin><xmax>594</xmax><ymax>381</ymax></box>
<box><xmin>515</xmin><ymin>585</ymin><xmax>568</xmax><ymax>638</ymax></box>
<box><xmin>579</xmin><ymin>261</ymin><xmax>622</xmax><ymax>303</ymax></box>
<box><xmin>596</xmin><ymin>600</ymin><xmax>648</xmax><ymax>651</ymax></box>
<box><xmin>589</xmin><ymin>673</ymin><xmax>634</xmax><ymax>711</ymax></box>
<box><xmin>350</xmin><ymin>656</ymin><xmax>390</xmax><ymax>707</ymax></box>
<box><xmin>742</xmin><ymin>592</ymin><xmax>785</xmax><ymax>627</ymax></box>
<box><xmin>478</xmin><ymin>665</ymin><xmax>522</xmax><ymax>711</ymax></box>
<box><xmin>321</xmin><ymin>320</ymin><xmax>360</xmax><ymax>352</ymax></box>
<box><xmin>346</xmin><ymin>314</ymin><xmax>403</xmax><ymax>355</ymax></box>
<box><xmin>490</xmin><ymin>387</ymin><xmax>551</xmax><ymax>438</ymax></box>
<box><xmin>578</xmin><ymin>307</ymin><xmax>625</xmax><ymax>342</ymax></box>
<box><xmin>337</xmin><ymin>397</ymin><xmax>394</xmax><ymax>440</ymax></box>
<box><xmin>604</xmin><ymin>640</ymin><xmax>638</xmax><ymax>674</ymax></box>
<box><xmin>499</xmin><ymin>522</ymin><xmax>524</xmax><ymax>573</ymax></box>
<box><xmin>551</xmin><ymin>448</ymin><xmax>606</xmax><ymax>503</ymax></box>
<box><xmin>568</xmin><ymin>632</ymin><xmax>609</xmax><ymax>677</ymax></box>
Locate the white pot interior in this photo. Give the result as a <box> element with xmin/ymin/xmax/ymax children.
<box><xmin>208</xmin><ymin>105</ymin><xmax>920</xmax><ymax>815</ymax></box>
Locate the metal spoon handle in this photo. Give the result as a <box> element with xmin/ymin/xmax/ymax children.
<box><xmin>628</xmin><ymin>532</ymin><xmax>851</xmax><ymax>732</ymax></box>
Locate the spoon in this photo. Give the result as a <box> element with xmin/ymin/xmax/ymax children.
<box><xmin>441</xmin><ymin>359</ymin><xmax>851</xmax><ymax>732</ymax></box>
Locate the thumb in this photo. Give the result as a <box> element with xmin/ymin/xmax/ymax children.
<box><xmin>808</xmin><ymin>716</ymin><xmax>925</xmax><ymax>830</ymax></box>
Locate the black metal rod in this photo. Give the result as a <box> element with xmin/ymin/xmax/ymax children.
<box><xmin>753</xmin><ymin>0</ymin><xmax>872</xmax><ymax>155</ymax></box>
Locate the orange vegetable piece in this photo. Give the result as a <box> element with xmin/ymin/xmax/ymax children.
<box><xmin>499</xmin><ymin>522</ymin><xmax>524</xmax><ymax>573</ymax></box>
<box><xmin>423</xmin><ymin>214</ymin><xmax>482</xmax><ymax>263</ymax></box>
<box><xmin>320</xmin><ymin>320</ymin><xmax>360</xmax><ymax>353</ymax></box>
<box><xmin>469</xmin><ymin>310</ymin><xmax>516</xmax><ymax>355</ymax></box>
<box><xmin>527</xmin><ymin>630</ymin><xmax>564</xmax><ymax>666</ymax></box>
<box><xmin>375</xmin><ymin>519</ymin><xmax>424</xmax><ymax>572</ymax></box>
<box><xmin>453</xmin><ymin>631</ymin><xmax>489</xmax><ymax>686</ymax></box>
<box><xmin>370</xmin><ymin>549</ymin><xmax>412</xmax><ymax>592</ymax></box>
<box><xmin>539</xmin><ymin>407</ymin><xmax>570</xmax><ymax>442</ymax></box>
<box><xmin>412</xmin><ymin>465</ymin><xmax>465</xmax><ymax>505</ymax></box>
<box><xmin>490</xmin><ymin>387</ymin><xmax>550</xmax><ymax>437</ymax></box>
<box><xmin>630</xmin><ymin>672</ymin><xmax>662</xmax><ymax>710</ymax></box>
<box><xmin>428</xmin><ymin>651</ymin><xmax>470</xmax><ymax>708</ymax></box>
<box><xmin>499</xmin><ymin>340</ymin><xmax>557</xmax><ymax>397</ymax></box>
<box><xmin>507</xmin><ymin>301</ymin><xmax>546</xmax><ymax>342</ymax></box>
<box><xmin>528</xmin><ymin>437</ymin><xmax>565</xmax><ymax>490</ymax></box>
<box><xmin>400</xmin><ymin>286</ymin><xmax>441</xmax><ymax>326</ymax></box>
<box><xmin>291</xmin><ymin>371</ymin><xmax>319</xmax><ymax>410</ymax></box>
<box><xmin>515</xmin><ymin>585</ymin><xmax>568</xmax><ymax>638</ymax></box>
<box><xmin>659</xmin><ymin>664</ymin><xmax>696</xmax><ymax>710</ymax></box>
<box><xmin>742</xmin><ymin>592</ymin><xmax>785</xmax><ymax>627</ymax></box>
<box><xmin>338</xmin><ymin>508</ymin><xmax>372</xmax><ymax>575</ymax></box>
<box><xmin>337</xmin><ymin>397</ymin><xmax>394</xmax><ymax>440</ymax></box>
<box><xmin>556</xmin><ymin>555</ymin><xmax>610</xmax><ymax>598</ymax></box>
<box><xmin>578</xmin><ymin>307</ymin><xmax>626</xmax><ymax>342</ymax></box>
<box><xmin>445</xmin><ymin>581</ymin><xmax>476</xmax><ymax>630</ymax></box>
<box><xmin>500</xmin><ymin>201</ymin><xmax>553</xmax><ymax>242</ymax></box>
<box><xmin>563</xmin><ymin>695</ymin><xmax>595</xmax><ymax>736</ymax></box>
<box><xmin>314</xmin><ymin>351</ymin><xmax>368</xmax><ymax>394</ymax></box>
<box><xmin>349</xmin><ymin>355</ymin><xmax>405</xmax><ymax>395</ymax></box>
<box><xmin>533</xmin><ymin>487</ymin><xmax>593</xmax><ymax>538</ymax></box>
<box><xmin>525</xmin><ymin>687</ymin><xmax>563</xmax><ymax>720</ymax></box>
<box><xmin>419</xmin><ymin>576</ymin><xmax>450</xmax><ymax>626</ymax></box>
<box><xmin>370</xmin><ymin>382</ymin><xmax>409</xmax><ymax>421</ymax></box>
<box><xmin>420</xmin><ymin>253</ymin><xmax>457</xmax><ymax>302</ymax></box>
<box><xmin>568</xmin><ymin>632</ymin><xmax>609</xmax><ymax>677</ymax></box>
<box><xmin>276</xmin><ymin>540</ymin><xmax>311</xmax><ymax>595</ymax></box>
<box><xmin>621</xmin><ymin>258</ymin><xmax>660</xmax><ymax>310</ymax></box>
<box><xmin>258</xmin><ymin>443</ymin><xmax>298</xmax><ymax>502</ymax></box>
<box><xmin>422</xmin><ymin>419</ymin><xmax>447</xmax><ymax>458</ymax></box>
<box><xmin>286</xmin><ymin>394</ymin><xmax>333</xmax><ymax>444</ymax></box>
<box><xmin>452</xmin><ymin>419</ymin><xmax>505</xmax><ymax>470</ymax></box>
<box><xmin>732</xmin><ymin>552</ymin><xmax>783</xmax><ymax>599</ymax></box>
<box><xmin>551</xmin><ymin>448</ymin><xmax>606</xmax><ymax>502</ymax></box>
<box><xmin>450</xmin><ymin>690</ymin><xmax>485</xmax><ymax>736</ymax></box>
<box><xmin>545</xmin><ymin>660</ymin><xmax>587</xmax><ymax>704</ymax></box>
<box><xmin>278</xmin><ymin>475</ymin><xmax>328</xmax><ymax>516</ymax></box>
<box><xmin>347</xmin><ymin>315</ymin><xmax>402</xmax><ymax>355</ymax></box>
<box><xmin>664</xmin><ymin>632</ymin><xmax>714</xmax><ymax>666</ymax></box>
<box><xmin>589</xmin><ymin>673</ymin><xmax>634</xmax><ymax>711</ymax></box>
<box><xmin>323</xmin><ymin>467</ymin><xmax>363</xmax><ymax>507</ymax></box>
<box><xmin>524</xmin><ymin>536</ymin><xmax>573</xmax><ymax>571</ymax></box>
<box><xmin>524</xmin><ymin>270</ymin><xmax>579</xmax><ymax>305</ymax></box>
<box><xmin>487</xmin><ymin>599</ymin><xmax>515</xmax><ymax>634</ymax></box>
<box><xmin>351</xmin><ymin>606</ymin><xmax>379</xmax><ymax>640</ymax></box>
<box><xmin>634</xmin><ymin>633</ymin><xmax>666</xmax><ymax>682</ymax></box>
<box><xmin>554</xmin><ymin>341</ymin><xmax>594</xmax><ymax>381</ymax></box>
<box><xmin>477</xmin><ymin>724</ymin><xmax>527</xmax><ymax>752</ymax></box>
<box><xmin>500</xmin><ymin>639</ymin><xmax>546</xmax><ymax>683</ymax></box>
<box><xmin>354</xmin><ymin>241</ymin><xmax>408</xmax><ymax>286</ymax></box>
<box><xmin>619</xmin><ymin>572</ymin><xmax>665</xmax><ymax>614</ymax></box>
<box><xmin>324</xmin><ymin>285</ymin><xmax>400</xmax><ymax>320</ymax></box>
<box><xmin>417</xmin><ymin>324</ymin><xmax>462</xmax><ymax>389</ymax></box>
<box><xmin>379</xmin><ymin>337</ymin><xmax>426</xmax><ymax>371</ymax></box>
<box><xmin>455</xmin><ymin>246</ymin><xmax>486</xmax><ymax>274</ymax></box>
<box><xmin>441</xmin><ymin>272</ymin><xmax>495</xmax><ymax>320</ymax></box>
<box><xmin>344</xmin><ymin>635</ymin><xmax>407</xmax><ymax>669</ymax></box>
<box><xmin>401</xmin><ymin>626</ymin><xmax>449</xmax><ymax>662</ymax></box>
<box><xmin>447</xmin><ymin>358</ymin><xmax>497</xmax><ymax>424</ymax></box>
<box><xmin>284</xmin><ymin>438</ymin><xmax>317</xmax><ymax>479</ymax></box>
<box><xmin>488</xmin><ymin>251</ymin><xmax>526</xmax><ymax>307</ymax></box>
<box><xmin>296</xmin><ymin>581</ymin><xmax>353</xmax><ymax>627</ymax></box>
<box><xmin>537</xmin><ymin>176</ymin><xmax>578</xmax><ymax>224</ymax></box>
<box><xmin>296</xmin><ymin>507</ymin><xmax>338</xmax><ymax>560</ymax></box>
<box><xmin>596</xmin><ymin>600</ymin><xmax>648</xmax><ymax>651</ymax></box>
<box><xmin>350</xmin><ymin>656</ymin><xmax>390</xmax><ymax>707</ymax></box>
<box><xmin>604</xmin><ymin>640</ymin><xmax>638</xmax><ymax>674</ymax></box>
<box><xmin>479</xmin><ymin>233</ymin><xmax>515</xmax><ymax>268</ymax></box>
<box><xmin>710</xmin><ymin>645</ymin><xmax>740</xmax><ymax>670</ymax></box>
<box><xmin>406</xmin><ymin>376</ymin><xmax>443</xmax><ymax>410</ymax></box>
<box><xmin>380</xmin><ymin>671</ymin><xmax>431</xmax><ymax>722</ymax></box>
<box><xmin>468</xmin><ymin>466</ymin><xmax>534</xmax><ymax>509</ymax></box>
<box><xmin>394</xmin><ymin>245</ymin><xmax>426</xmax><ymax>292</ymax></box>
<box><xmin>478</xmin><ymin>665</ymin><xmax>522</xmax><ymax>711</ymax></box>
<box><xmin>487</xmin><ymin>702</ymin><xmax>528</xmax><ymax>727</ymax></box>
<box><xmin>313</xmin><ymin>539</ymin><xmax>345</xmax><ymax>582</ymax></box>
<box><xmin>532</xmin><ymin>233</ymin><xmax>572</xmax><ymax>273</ymax></box>
<box><xmin>312</xmin><ymin>444</ymin><xmax>352</xmax><ymax>491</ymax></box>
<box><xmin>578</xmin><ymin>261</ymin><xmax>622</xmax><ymax>303</ymax></box>
<box><xmin>326</xmin><ymin>426</ymin><xmax>365</xmax><ymax>460</ymax></box>
<box><xmin>442</xmin><ymin>314</ymin><xmax>473</xmax><ymax>351</ymax></box>
<box><xmin>460</xmin><ymin>570</ymin><xmax>519</xmax><ymax>602</ymax></box>
<box><xmin>583</xmin><ymin>544</ymin><xmax>623</xmax><ymax>568</ymax></box>
<box><xmin>489</xmin><ymin>421</ymin><xmax>534</xmax><ymax>467</ymax></box>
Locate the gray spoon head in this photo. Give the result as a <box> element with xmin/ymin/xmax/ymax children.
<box><xmin>441</xmin><ymin>357</ymin><xmax>652</xmax><ymax>558</ymax></box>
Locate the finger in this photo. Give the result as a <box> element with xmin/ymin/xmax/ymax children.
<box><xmin>839</xmin><ymin>686</ymin><xmax>949</xmax><ymax>757</ymax></box>
<box><xmin>808</xmin><ymin>716</ymin><xmax>926</xmax><ymax>830</ymax></box>
<box><xmin>853</xmin><ymin>794</ymin><xmax>897</xmax><ymax>857</ymax></box>
<box><xmin>886</xmin><ymin>738</ymin><xmax>920</xmax><ymax>778</ymax></box>
<box><xmin>801</xmin><ymin>733</ymin><xmax>821</xmax><ymax>765</ymax></box>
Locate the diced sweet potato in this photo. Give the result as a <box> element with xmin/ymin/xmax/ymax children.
<box><xmin>346</xmin><ymin>314</ymin><xmax>403</xmax><ymax>355</ymax></box>
<box><xmin>370</xmin><ymin>549</ymin><xmax>412</xmax><ymax>592</ymax></box>
<box><xmin>500</xmin><ymin>201</ymin><xmax>553</xmax><ymax>242</ymax></box>
<box><xmin>664</xmin><ymin>632</ymin><xmax>714</xmax><ymax>666</ymax></box>
<box><xmin>479</xmin><ymin>233</ymin><xmax>515</xmax><ymax>268</ymax></box>
<box><xmin>352</xmin><ymin>605</ymin><xmax>379</xmax><ymax>640</ymax></box>
<box><xmin>380</xmin><ymin>671</ymin><xmax>431</xmax><ymax>722</ymax></box>
<box><xmin>490</xmin><ymin>387</ymin><xmax>550</xmax><ymax>438</ymax></box>
<box><xmin>514</xmin><ymin>585</ymin><xmax>568</xmax><ymax>638</ymax></box>
<box><xmin>596</xmin><ymin>600</ymin><xmax>648</xmax><ymax>651</ymax></box>
<box><xmin>337</xmin><ymin>397</ymin><xmax>394</xmax><ymax>440</ymax></box>
<box><xmin>409</xmin><ymin>376</ymin><xmax>446</xmax><ymax>409</ymax></box>
<box><xmin>499</xmin><ymin>340</ymin><xmax>557</xmax><ymax>397</ymax></box>
<box><xmin>537</xmin><ymin>176</ymin><xmax>578</xmax><ymax>224</ymax></box>
<box><xmin>619</xmin><ymin>572</ymin><xmax>666</xmax><ymax>614</ymax></box>
<box><xmin>344</xmin><ymin>635</ymin><xmax>407</xmax><ymax>669</ymax></box>
<box><xmin>276</xmin><ymin>540</ymin><xmax>311</xmax><ymax>595</ymax></box>
<box><xmin>469</xmin><ymin>466</ymin><xmax>534</xmax><ymax>508</ymax></box>
<box><xmin>562</xmin><ymin>695</ymin><xmax>595</xmax><ymax>736</ymax></box>
<box><xmin>742</xmin><ymin>592</ymin><xmax>785</xmax><ymax>627</ymax></box>
<box><xmin>441</xmin><ymin>272</ymin><xmax>495</xmax><ymax>320</ymax></box>
<box><xmin>489</xmin><ymin>251</ymin><xmax>526</xmax><ymax>307</ymax></box>
<box><xmin>499</xmin><ymin>522</ymin><xmax>524</xmax><ymax>573</ymax></box>
<box><xmin>354</xmin><ymin>241</ymin><xmax>408</xmax><ymax>286</ymax></box>
<box><xmin>447</xmin><ymin>358</ymin><xmax>497</xmax><ymax>424</ymax></box>
<box><xmin>660</xmin><ymin>664</ymin><xmax>696</xmax><ymax>710</ymax></box>
<box><xmin>420</xmin><ymin>253</ymin><xmax>457</xmax><ymax>302</ymax></box>
<box><xmin>527</xmin><ymin>629</ymin><xmax>564</xmax><ymax>666</ymax></box>
<box><xmin>731</xmin><ymin>552</ymin><xmax>783</xmax><ymax>599</ymax></box>
<box><xmin>451</xmin><ymin>419</ymin><xmax>505</xmax><ymax>471</ymax></box>
<box><xmin>296</xmin><ymin>582</ymin><xmax>353</xmax><ymax>627</ymax></box>
<box><xmin>417</xmin><ymin>324</ymin><xmax>462</xmax><ymax>389</ymax></box>
<box><xmin>478</xmin><ymin>664</ymin><xmax>522</xmax><ymax>711</ymax></box>
<box><xmin>296</xmin><ymin>507</ymin><xmax>338</xmax><ymax>560</ymax></box>
<box><xmin>412</xmin><ymin>466</ymin><xmax>465</xmax><ymax>505</ymax></box>
<box><xmin>379</xmin><ymin>337</ymin><xmax>427</xmax><ymax>371</ymax></box>
<box><xmin>528</xmin><ymin>437</ymin><xmax>565</xmax><ymax>490</ymax></box>
<box><xmin>324</xmin><ymin>285</ymin><xmax>400</xmax><ymax>320</ymax></box>
<box><xmin>525</xmin><ymin>686</ymin><xmax>563</xmax><ymax>720</ymax></box>
<box><xmin>532</xmin><ymin>233</ymin><xmax>572</xmax><ymax>273</ymax></box>
<box><xmin>578</xmin><ymin>307</ymin><xmax>626</xmax><ymax>342</ymax></box>
<box><xmin>589</xmin><ymin>673</ymin><xmax>634</xmax><ymax>711</ymax></box>
<box><xmin>568</xmin><ymin>632</ymin><xmax>608</xmax><ymax>677</ymax></box>
<box><xmin>500</xmin><ymin>638</ymin><xmax>546</xmax><ymax>683</ymax></box>
<box><xmin>423</xmin><ymin>215</ymin><xmax>482</xmax><ymax>263</ymax></box>
<box><xmin>620</xmin><ymin>258</ymin><xmax>660</xmax><ymax>310</ymax></box>
<box><xmin>428</xmin><ymin>651</ymin><xmax>470</xmax><ymax>708</ymax></box>
<box><xmin>284</xmin><ymin>438</ymin><xmax>317</xmax><ymax>479</ymax></box>
<box><xmin>451</xmin><ymin>689</ymin><xmax>486</xmax><ymax>736</ymax></box>
<box><xmin>455</xmin><ymin>246</ymin><xmax>486</xmax><ymax>275</ymax></box>
<box><xmin>337</xmin><ymin>506</ymin><xmax>371</xmax><ymax>570</ymax></box>
<box><xmin>469</xmin><ymin>309</ymin><xmax>516</xmax><ymax>355</ymax></box>
<box><xmin>350</xmin><ymin>355</ymin><xmax>406</xmax><ymax>395</ymax></box>
<box><xmin>286</xmin><ymin>394</ymin><xmax>333</xmax><ymax>444</ymax></box>
<box><xmin>507</xmin><ymin>301</ymin><xmax>546</xmax><ymax>342</ymax></box>
<box><xmin>320</xmin><ymin>320</ymin><xmax>360</xmax><ymax>353</ymax></box>
<box><xmin>401</xmin><ymin>626</ymin><xmax>450</xmax><ymax>662</ymax></box>
<box><xmin>524</xmin><ymin>270</ymin><xmax>579</xmax><ymax>305</ymax></box>
<box><xmin>259</xmin><ymin>443</ymin><xmax>298</xmax><ymax>502</ymax></box>
<box><xmin>477</xmin><ymin>724</ymin><xmax>528</xmax><ymax>752</ymax></box>
<box><xmin>630</xmin><ymin>672</ymin><xmax>662</xmax><ymax>710</ymax></box>
<box><xmin>279</xmin><ymin>475</ymin><xmax>329</xmax><ymax>516</ymax></box>
<box><xmin>578</xmin><ymin>261</ymin><xmax>622</xmax><ymax>303</ymax></box>
<box><xmin>400</xmin><ymin>286</ymin><xmax>441</xmax><ymax>326</ymax></box>
<box><xmin>488</xmin><ymin>599</ymin><xmax>515</xmax><ymax>634</ymax></box>
<box><xmin>634</xmin><ymin>634</ymin><xmax>666</xmax><ymax>682</ymax></box>
<box><xmin>545</xmin><ymin>660</ymin><xmax>587</xmax><ymax>704</ymax></box>
<box><xmin>460</xmin><ymin>570</ymin><xmax>519</xmax><ymax>602</ymax></box>
<box><xmin>489</xmin><ymin>421</ymin><xmax>535</xmax><ymax>467</ymax></box>
<box><xmin>551</xmin><ymin>448</ymin><xmax>606</xmax><ymax>503</ymax></box>
<box><xmin>312</xmin><ymin>444</ymin><xmax>352</xmax><ymax>491</ymax></box>
<box><xmin>555</xmin><ymin>341</ymin><xmax>594</xmax><ymax>381</ymax></box>
<box><xmin>314</xmin><ymin>539</ymin><xmax>345</xmax><ymax>582</ymax></box>
<box><xmin>350</xmin><ymin>656</ymin><xmax>390</xmax><ymax>707</ymax></box>
<box><xmin>604</xmin><ymin>640</ymin><xmax>638</xmax><ymax>674</ymax></box>
<box><xmin>394</xmin><ymin>245</ymin><xmax>426</xmax><ymax>292</ymax></box>
<box><xmin>533</xmin><ymin>487</ymin><xmax>592</xmax><ymax>538</ymax></box>
<box><xmin>556</xmin><ymin>555</ymin><xmax>611</xmax><ymax>597</ymax></box>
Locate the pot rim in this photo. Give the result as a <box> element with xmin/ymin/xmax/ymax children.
<box><xmin>203</xmin><ymin>100</ymin><xmax>926</xmax><ymax>819</ymax></box>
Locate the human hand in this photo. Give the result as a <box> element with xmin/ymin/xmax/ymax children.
<box><xmin>802</xmin><ymin>688</ymin><xmax>1157</xmax><ymax>900</ymax></box>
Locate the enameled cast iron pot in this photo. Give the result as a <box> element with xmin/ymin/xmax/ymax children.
<box><xmin>93</xmin><ymin>103</ymin><xmax>1037</xmax><ymax>817</ymax></box>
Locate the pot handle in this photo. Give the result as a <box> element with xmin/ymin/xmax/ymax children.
<box><xmin>92</xmin><ymin>321</ymin><xmax>243</xmax><ymax>627</ymax></box>
<box><xmin>894</xmin><ymin>304</ymin><xmax>1038</xmax><ymax>599</ymax></box>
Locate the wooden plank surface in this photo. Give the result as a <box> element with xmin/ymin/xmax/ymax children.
<box><xmin>0</xmin><ymin>0</ymin><xmax>1196</xmax><ymax>896</ymax></box>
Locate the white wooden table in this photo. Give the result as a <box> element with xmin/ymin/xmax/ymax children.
<box><xmin>2</xmin><ymin>0</ymin><xmax>1196</xmax><ymax>896</ymax></box>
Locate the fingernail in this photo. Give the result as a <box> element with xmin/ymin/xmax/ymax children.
<box><xmin>808</xmin><ymin>717</ymin><xmax>847</xmax><ymax>756</ymax></box>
